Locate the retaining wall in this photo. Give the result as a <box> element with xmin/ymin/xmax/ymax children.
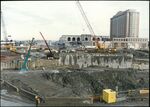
<box><xmin>59</xmin><ymin>53</ymin><xmax>133</xmax><ymax>69</ymax></box>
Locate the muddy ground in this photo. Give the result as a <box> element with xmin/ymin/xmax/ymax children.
<box><xmin>1</xmin><ymin>67</ymin><xmax>149</xmax><ymax>98</ymax></box>
<box><xmin>1</xmin><ymin>66</ymin><xmax>149</xmax><ymax>106</ymax></box>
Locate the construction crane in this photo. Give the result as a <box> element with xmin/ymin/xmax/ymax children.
<box><xmin>76</xmin><ymin>1</ymin><xmax>116</xmax><ymax>53</ymax></box>
<box><xmin>20</xmin><ymin>38</ymin><xmax>34</xmax><ymax>72</ymax></box>
<box><xmin>1</xmin><ymin>10</ymin><xmax>17</xmax><ymax>52</ymax></box>
<box><xmin>1</xmin><ymin>11</ymin><xmax>9</xmax><ymax>42</ymax></box>
<box><xmin>76</xmin><ymin>1</ymin><xmax>95</xmax><ymax>36</ymax></box>
<box><xmin>76</xmin><ymin>1</ymin><xmax>103</xmax><ymax>49</ymax></box>
<box><xmin>39</xmin><ymin>32</ymin><xmax>54</xmax><ymax>59</ymax></box>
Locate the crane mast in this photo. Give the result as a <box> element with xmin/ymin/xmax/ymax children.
<box><xmin>21</xmin><ymin>38</ymin><xmax>34</xmax><ymax>72</ymax></box>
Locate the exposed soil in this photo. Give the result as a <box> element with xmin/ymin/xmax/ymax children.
<box><xmin>1</xmin><ymin>68</ymin><xmax>149</xmax><ymax>98</ymax></box>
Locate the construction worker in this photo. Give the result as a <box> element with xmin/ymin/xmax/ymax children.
<box><xmin>35</xmin><ymin>96</ymin><xmax>41</xmax><ymax>107</ymax></box>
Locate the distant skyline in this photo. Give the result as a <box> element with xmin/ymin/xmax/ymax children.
<box><xmin>1</xmin><ymin>1</ymin><xmax>149</xmax><ymax>40</ymax></box>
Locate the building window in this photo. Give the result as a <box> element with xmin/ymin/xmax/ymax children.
<box><xmin>93</xmin><ymin>37</ymin><xmax>95</xmax><ymax>41</ymax></box>
<box><xmin>72</xmin><ymin>37</ymin><xmax>76</xmax><ymax>41</ymax></box>
<box><xmin>85</xmin><ymin>37</ymin><xmax>88</xmax><ymax>41</ymax></box>
<box><xmin>77</xmin><ymin>37</ymin><xmax>80</xmax><ymax>41</ymax></box>
<box><xmin>97</xmin><ymin>38</ymin><xmax>100</xmax><ymax>41</ymax></box>
<box><xmin>67</xmin><ymin>37</ymin><xmax>71</xmax><ymax>41</ymax></box>
<box><xmin>93</xmin><ymin>42</ymin><xmax>96</xmax><ymax>46</ymax></box>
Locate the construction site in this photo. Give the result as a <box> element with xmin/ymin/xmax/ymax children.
<box><xmin>1</xmin><ymin>1</ymin><xmax>149</xmax><ymax>106</ymax></box>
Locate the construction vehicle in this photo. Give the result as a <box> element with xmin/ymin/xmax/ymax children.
<box><xmin>90</xmin><ymin>88</ymin><xmax>149</xmax><ymax>104</ymax></box>
<box><xmin>1</xmin><ymin>10</ymin><xmax>18</xmax><ymax>53</ymax></box>
<box><xmin>20</xmin><ymin>38</ymin><xmax>34</xmax><ymax>71</ymax></box>
<box><xmin>76</xmin><ymin>1</ymin><xmax>116</xmax><ymax>53</ymax></box>
<box><xmin>39</xmin><ymin>32</ymin><xmax>59</xmax><ymax>59</ymax></box>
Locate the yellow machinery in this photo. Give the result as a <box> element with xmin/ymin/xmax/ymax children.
<box><xmin>96</xmin><ymin>43</ymin><xmax>116</xmax><ymax>53</ymax></box>
<box><xmin>10</xmin><ymin>46</ymin><xmax>17</xmax><ymax>52</ymax></box>
<box><xmin>128</xmin><ymin>88</ymin><xmax>149</xmax><ymax>97</ymax></box>
<box><xmin>96</xmin><ymin>41</ymin><xmax>105</xmax><ymax>50</ymax></box>
<box><xmin>139</xmin><ymin>89</ymin><xmax>149</xmax><ymax>94</ymax></box>
<box><xmin>102</xmin><ymin>89</ymin><xmax>117</xmax><ymax>103</ymax></box>
<box><xmin>4</xmin><ymin>43</ymin><xmax>17</xmax><ymax>52</ymax></box>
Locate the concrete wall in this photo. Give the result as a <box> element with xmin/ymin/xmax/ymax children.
<box><xmin>1</xmin><ymin>60</ymin><xmax>32</xmax><ymax>71</ymax></box>
<box><xmin>59</xmin><ymin>53</ymin><xmax>133</xmax><ymax>69</ymax></box>
<box><xmin>1</xmin><ymin>59</ymin><xmax>59</xmax><ymax>71</ymax></box>
<box><xmin>132</xmin><ymin>59</ymin><xmax>149</xmax><ymax>70</ymax></box>
<box><xmin>1</xmin><ymin>60</ymin><xmax>22</xmax><ymax>71</ymax></box>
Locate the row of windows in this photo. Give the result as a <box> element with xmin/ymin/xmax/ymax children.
<box><xmin>67</xmin><ymin>37</ymin><xmax>81</xmax><ymax>41</ymax></box>
<box><xmin>67</xmin><ymin>37</ymin><xmax>89</xmax><ymax>41</ymax></box>
<box><xmin>113</xmin><ymin>38</ymin><xmax>147</xmax><ymax>42</ymax></box>
<box><xmin>67</xmin><ymin>37</ymin><xmax>110</xmax><ymax>42</ymax></box>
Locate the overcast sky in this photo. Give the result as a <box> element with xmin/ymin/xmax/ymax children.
<box><xmin>1</xmin><ymin>1</ymin><xmax>149</xmax><ymax>41</ymax></box>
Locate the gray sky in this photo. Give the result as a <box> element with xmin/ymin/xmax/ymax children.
<box><xmin>1</xmin><ymin>1</ymin><xmax>149</xmax><ymax>40</ymax></box>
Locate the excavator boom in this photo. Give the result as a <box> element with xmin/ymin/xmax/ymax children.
<box><xmin>39</xmin><ymin>32</ymin><xmax>53</xmax><ymax>57</ymax></box>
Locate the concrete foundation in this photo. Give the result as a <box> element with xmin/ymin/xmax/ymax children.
<box><xmin>59</xmin><ymin>53</ymin><xmax>133</xmax><ymax>69</ymax></box>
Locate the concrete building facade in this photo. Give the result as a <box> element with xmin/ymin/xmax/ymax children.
<box><xmin>110</xmin><ymin>9</ymin><xmax>139</xmax><ymax>39</ymax></box>
<box><xmin>112</xmin><ymin>37</ymin><xmax>148</xmax><ymax>49</ymax></box>
<box><xmin>59</xmin><ymin>34</ymin><xmax>111</xmax><ymax>47</ymax></box>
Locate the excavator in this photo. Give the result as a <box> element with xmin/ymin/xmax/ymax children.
<box><xmin>39</xmin><ymin>32</ymin><xmax>59</xmax><ymax>59</ymax></box>
<box><xmin>76</xmin><ymin>1</ymin><xmax>116</xmax><ymax>53</ymax></box>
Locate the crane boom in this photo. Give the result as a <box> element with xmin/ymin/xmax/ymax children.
<box><xmin>76</xmin><ymin>1</ymin><xmax>116</xmax><ymax>52</ymax></box>
<box><xmin>76</xmin><ymin>1</ymin><xmax>102</xmax><ymax>48</ymax></box>
<box><xmin>21</xmin><ymin>38</ymin><xmax>34</xmax><ymax>72</ymax></box>
<box><xmin>39</xmin><ymin>32</ymin><xmax>53</xmax><ymax>57</ymax></box>
<box><xmin>1</xmin><ymin>11</ymin><xmax>8</xmax><ymax>41</ymax></box>
<box><xmin>76</xmin><ymin>1</ymin><xmax>95</xmax><ymax>36</ymax></box>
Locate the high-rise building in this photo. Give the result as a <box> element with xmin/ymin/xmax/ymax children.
<box><xmin>110</xmin><ymin>9</ymin><xmax>139</xmax><ymax>39</ymax></box>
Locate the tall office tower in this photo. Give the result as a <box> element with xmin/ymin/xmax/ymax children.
<box><xmin>110</xmin><ymin>9</ymin><xmax>139</xmax><ymax>39</ymax></box>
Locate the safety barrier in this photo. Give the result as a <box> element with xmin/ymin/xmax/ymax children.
<box><xmin>1</xmin><ymin>79</ymin><xmax>44</xmax><ymax>106</ymax></box>
<box><xmin>39</xmin><ymin>97</ymin><xmax>92</xmax><ymax>106</ymax></box>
